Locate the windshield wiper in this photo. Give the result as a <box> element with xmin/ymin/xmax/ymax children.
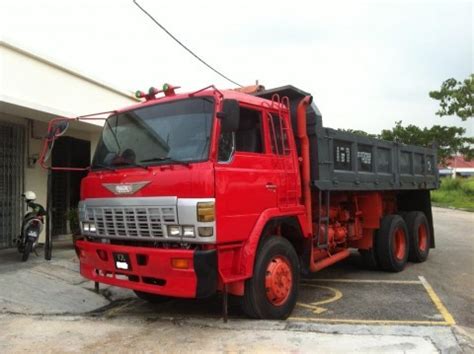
<box><xmin>112</xmin><ymin>161</ymin><xmax>150</xmax><ymax>171</ymax></box>
<box><xmin>93</xmin><ymin>163</ymin><xmax>117</xmax><ymax>172</ymax></box>
<box><xmin>106</xmin><ymin>119</ymin><xmax>121</xmax><ymax>152</ymax></box>
<box><xmin>140</xmin><ymin>157</ymin><xmax>190</xmax><ymax>166</ymax></box>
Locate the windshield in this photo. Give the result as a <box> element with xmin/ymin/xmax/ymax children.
<box><xmin>92</xmin><ymin>97</ymin><xmax>214</xmax><ymax>170</ymax></box>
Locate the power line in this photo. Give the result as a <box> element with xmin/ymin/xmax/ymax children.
<box><xmin>132</xmin><ymin>0</ymin><xmax>242</xmax><ymax>87</ymax></box>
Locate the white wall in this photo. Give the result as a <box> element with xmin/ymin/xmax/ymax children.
<box><xmin>1</xmin><ymin>41</ymin><xmax>138</xmax><ymax>120</ymax></box>
<box><xmin>0</xmin><ymin>40</ymin><xmax>138</xmax><ymax>245</ymax></box>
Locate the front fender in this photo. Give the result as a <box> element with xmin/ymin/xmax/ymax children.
<box><xmin>238</xmin><ymin>207</ymin><xmax>307</xmax><ymax>279</ymax></box>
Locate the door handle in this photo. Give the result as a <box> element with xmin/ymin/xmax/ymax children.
<box><xmin>265</xmin><ymin>183</ymin><xmax>277</xmax><ymax>191</ymax></box>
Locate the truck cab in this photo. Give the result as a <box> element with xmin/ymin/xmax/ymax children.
<box><xmin>75</xmin><ymin>86</ymin><xmax>305</xmax><ymax>310</ymax></box>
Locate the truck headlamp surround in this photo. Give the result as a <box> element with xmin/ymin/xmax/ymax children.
<box><xmin>167</xmin><ymin>225</ymin><xmax>196</xmax><ymax>238</ymax></box>
<box><xmin>197</xmin><ymin>202</ymin><xmax>215</xmax><ymax>222</ymax></box>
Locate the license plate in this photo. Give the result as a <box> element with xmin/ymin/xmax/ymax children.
<box><xmin>113</xmin><ymin>253</ymin><xmax>132</xmax><ymax>271</ymax></box>
<box><xmin>27</xmin><ymin>230</ymin><xmax>38</xmax><ymax>238</ymax></box>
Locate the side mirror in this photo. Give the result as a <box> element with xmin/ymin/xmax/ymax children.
<box><xmin>41</xmin><ymin>119</ymin><xmax>71</xmax><ymax>164</ymax></box>
<box><xmin>48</xmin><ymin>120</ymin><xmax>70</xmax><ymax>138</ymax></box>
<box><xmin>218</xmin><ymin>99</ymin><xmax>240</xmax><ymax>133</ymax></box>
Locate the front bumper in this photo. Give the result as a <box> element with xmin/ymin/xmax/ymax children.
<box><xmin>75</xmin><ymin>240</ymin><xmax>217</xmax><ymax>298</ymax></box>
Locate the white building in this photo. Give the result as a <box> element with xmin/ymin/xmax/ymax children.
<box><xmin>438</xmin><ymin>156</ymin><xmax>474</xmax><ymax>178</ymax></box>
<box><xmin>0</xmin><ymin>40</ymin><xmax>137</xmax><ymax>248</ymax></box>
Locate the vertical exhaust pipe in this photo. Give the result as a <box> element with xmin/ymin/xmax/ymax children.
<box><xmin>296</xmin><ymin>96</ymin><xmax>313</xmax><ymax>236</ymax></box>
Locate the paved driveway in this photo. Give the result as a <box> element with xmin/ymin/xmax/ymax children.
<box><xmin>0</xmin><ymin>207</ymin><xmax>472</xmax><ymax>352</ymax></box>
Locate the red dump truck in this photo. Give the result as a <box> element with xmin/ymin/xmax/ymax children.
<box><xmin>42</xmin><ymin>84</ymin><xmax>439</xmax><ymax>319</ymax></box>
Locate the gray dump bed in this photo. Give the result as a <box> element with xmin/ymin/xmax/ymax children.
<box><xmin>255</xmin><ymin>85</ymin><xmax>439</xmax><ymax>192</ymax></box>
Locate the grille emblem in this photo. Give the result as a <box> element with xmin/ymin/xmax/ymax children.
<box><xmin>102</xmin><ymin>181</ymin><xmax>150</xmax><ymax>195</ymax></box>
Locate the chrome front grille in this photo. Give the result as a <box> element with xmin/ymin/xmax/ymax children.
<box><xmin>85</xmin><ymin>206</ymin><xmax>177</xmax><ymax>239</ymax></box>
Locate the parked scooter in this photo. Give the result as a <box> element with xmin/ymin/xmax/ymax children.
<box><xmin>16</xmin><ymin>191</ymin><xmax>46</xmax><ymax>261</ymax></box>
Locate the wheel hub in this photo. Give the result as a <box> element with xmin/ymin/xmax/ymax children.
<box><xmin>393</xmin><ymin>227</ymin><xmax>407</xmax><ymax>261</ymax></box>
<box><xmin>265</xmin><ymin>256</ymin><xmax>292</xmax><ymax>306</ymax></box>
<box><xmin>418</xmin><ymin>223</ymin><xmax>428</xmax><ymax>251</ymax></box>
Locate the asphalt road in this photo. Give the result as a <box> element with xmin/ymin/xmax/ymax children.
<box><xmin>0</xmin><ymin>207</ymin><xmax>472</xmax><ymax>352</ymax></box>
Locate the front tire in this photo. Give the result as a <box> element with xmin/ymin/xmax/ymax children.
<box><xmin>21</xmin><ymin>240</ymin><xmax>33</xmax><ymax>262</ymax></box>
<box><xmin>375</xmin><ymin>215</ymin><xmax>409</xmax><ymax>272</ymax></box>
<box><xmin>242</xmin><ymin>237</ymin><xmax>299</xmax><ymax>319</ymax></box>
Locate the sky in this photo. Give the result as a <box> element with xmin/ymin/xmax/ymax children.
<box><xmin>1</xmin><ymin>0</ymin><xmax>473</xmax><ymax>135</ymax></box>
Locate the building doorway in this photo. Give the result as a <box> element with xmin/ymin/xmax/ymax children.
<box><xmin>51</xmin><ymin>136</ymin><xmax>90</xmax><ymax>236</ymax></box>
<box><xmin>0</xmin><ymin>122</ymin><xmax>25</xmax><ymax>249</ymax></box>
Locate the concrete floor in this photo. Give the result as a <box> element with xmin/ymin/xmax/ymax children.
<box><xmin>0</xmin><ymin>207</ymin><xmax>472</xmax><ymax>353</ymax></box>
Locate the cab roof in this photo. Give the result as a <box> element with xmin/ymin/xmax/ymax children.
<box><xmin>113</xmin><ymin>86</ymin><xmax>285</xmax><ymax>115</ymax></box>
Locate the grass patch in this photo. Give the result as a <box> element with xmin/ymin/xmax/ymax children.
<box><xmin>431</xmin><ymin>177</ymin><xmax>474</xmax><ymax>211</ymax></box>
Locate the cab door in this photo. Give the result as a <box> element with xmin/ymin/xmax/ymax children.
<box><xmin>214</xmin><ymin>104</ymin><xmax>278</xmax><ymax>243</ymax></box>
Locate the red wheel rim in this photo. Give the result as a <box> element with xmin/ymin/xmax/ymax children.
<box><xmin>418</xmin><ymin>223</ymin><xmax>428</xmax><ymax>252</ymax></box>
<box><xmin>393</xmin><ymin>227</ymin><xmax>407</xmax><ymax>261</ymax></box>
<box><xmin>265</xmin><ymin>255</ymin><xmax>293</xmax><ymax>306</ymax></box>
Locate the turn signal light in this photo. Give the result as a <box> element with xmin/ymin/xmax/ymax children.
<box><xmin>198</xmin><ymin>227</ymin><xmax>213</xmax><ymax>237</ymax></box>
<box><xmin>197</xmin><ymin>202</ymin><xmax>215</xmax><ymax>222</ymax></box>
<box><xmin>171</xmin><ymin>258</ymin><xmax>189</xmax><ymax>269</ymax></box>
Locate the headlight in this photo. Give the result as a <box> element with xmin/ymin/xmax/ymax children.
<box><xmin>167</xmin><ymin>225</ymin><xmax>196</xmax><ymax>238</ymax></box>
<box><xmin>168</xmin><ymin>225</ymin><xmax>181</xmax><ymax>237</ymax></box>
<box><xmin>197</xmin><ymin>202</ymin><xmax>215</xmax><ymax>222</ymax></box>
<box><xmin>82</xmin><ymin>222</ymin><xmax>96</xmax><ymax>234</ymax></box>
<box><xmin>182</xmin><ymin>226</ymin><xmax>195</xmax><ymax>237</ymax></box>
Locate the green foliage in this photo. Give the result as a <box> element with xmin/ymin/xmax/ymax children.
<box><xmin>431</xmin><ymin>177</ymin><xmax>474</xmax><ymax>211</ymax></box>
<box><xmin>337</xmin><ymin>129</ymin><xmax>376</xmax><ymax>138</ymax></box>
<box><xmin>429</xmin><ymin>74</ymin><xmax>474</xmax><ymax>121</ymax></box>
<box><xmin>436</xmin><ymin>177</ymin><xmax>461</xmax><ymax>191</ymax></box>
<box><xmin>460</xmin><ymin>178</ymin><xmax>474</xmax><ymax>195</ymax></box>
<box><xmin>380</xmin><ymin>121</ymin><xmax>474</xmax><ymax>163</ymax></box>
<box><xmin>66</xmin><ymin>208</ymin><xmax>80</xmax><ymax>235</ymax></box>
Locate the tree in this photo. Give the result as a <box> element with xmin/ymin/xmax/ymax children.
<box><xmin>429</xmin><ymin>74</ymin><xmax>474</xmax><ymax>120</ymax></box>
<box><xmin>337</xmin><ymin>129</ymin><xmax>376</xmax><ymax>138</ymax></box>
<box><xmin>380</xmin><ymin>121</ymin><xmax>474</xmax><ymax>163</ymax></box>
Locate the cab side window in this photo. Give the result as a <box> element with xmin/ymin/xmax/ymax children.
<box><xmin>269</xmin><ymin>114</ymin><xmax>290</xmax><ymax>155</ymax></box>
<box><xmin>218</xmin><ymin>107</ymin><xmax>265</xmax><ymax>162</ymax></box>
<box><xmin>235</xmin><ymin>108</ymin><xmax>264</xmax><ymax>153</ymax></box>
<box><xmin>218</xmin><ymin>131</ymin><xmax>234</xmax><ymax>162</ymax></box>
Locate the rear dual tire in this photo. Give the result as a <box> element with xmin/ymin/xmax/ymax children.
<box><xmin>363</xmin><ymin>212</ymin><xmax>430</xmax><ymax>272</ymax></box>
<box><xmin>376</xmin><ymin>215</ymin><xmax>409</xmax><ymax>272</ymax></box>
<box><xmin>359</xmin><ymin>245</ymin><xmax>379</xmax><ymax>270</ymax></box>
<box><xmin>405</xmin><ymin>211</ymin><xmax>430</xmax><ymax>263</ymax></box>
